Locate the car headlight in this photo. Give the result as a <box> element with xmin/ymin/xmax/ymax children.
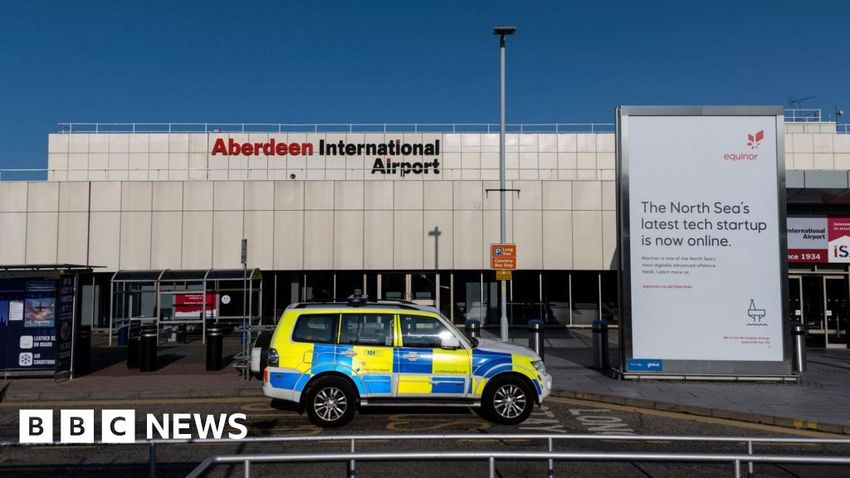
<box><xmin>532</xmin><ymin>360</ymin><xmax>547</xmax><ymax>375</ymax></box>
<box><xmin>267</xmin><ymin>348</ymin><xmax>279</xmax><ymax>367</ymax></box>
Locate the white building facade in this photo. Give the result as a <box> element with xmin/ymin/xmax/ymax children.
<box><xmin>1</xmin><ymin>119</ymin><xmax>849</xmax><ymax>337</ymax></box>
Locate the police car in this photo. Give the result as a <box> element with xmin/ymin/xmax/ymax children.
<box><xmin>262</xmin><ymin>296</ymin><xmax>552</xmax><ymax>427</ymax></box>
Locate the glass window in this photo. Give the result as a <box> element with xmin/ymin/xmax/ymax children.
<box><xmin>572</xmin><ymin>271</ymin><xmax>600</xmax><ymax>325</ymax></box>
<box><xmin>543</xmin><ymin>271</ymin><xmax>570</xmax><ymax>325</ymax></box>
<box><xmin>509</xmin><ymin>271</ymin><xmax>542</xmax><ymax>325</ymax></box>
<box><xmin>339</xmin><ymin>313</ymin><xmax>394</xmax><ymax>347</ymax></box>
<box><xmin>292</xmin><ymin>314</ymin><xmax>338</xmax><ymax>344</ymax></box>
<box><xmin>600</xmin><ymin>271</ymin><xmax>619</xmax><ymax>324</ymax></box>
<box><xmin>382</xmin><ymin>273</ymin><xmax>405</xmax><ymax>300</ymax></box>
<box><xmin>400</xmin><ymin>314</ymin><xmax>450</xmax><ymax>348</ymax></box>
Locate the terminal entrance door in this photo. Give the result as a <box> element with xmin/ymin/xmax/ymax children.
<box><xmin>791</xmin><ymin>274</ymin><xmax>849</xmax><ymax>348</ymax></box>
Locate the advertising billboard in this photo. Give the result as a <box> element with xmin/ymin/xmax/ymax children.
<box><xmin>174</xmin><ymin>293</ymin><xmax>218</xmax><ymax>320</ymax></box>
<box><xmin>0</xmin><ymin>279</ymin><xmax>58</xmax><ymax>375</ymax></box>
<box><xmin>617</xmin><ymin>106</ymin><xmax>791</xmax><ymax>377</ymax></box>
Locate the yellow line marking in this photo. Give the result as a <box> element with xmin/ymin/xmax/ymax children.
<box><xmin>0</xmin><ymin>396</ymin><xmax>268</xmax><ymax>408</ymax></box>
<box><xmin>547</xmin><ymin>395</ymin><xmax>845</xmax><ymax>439</ymax></box>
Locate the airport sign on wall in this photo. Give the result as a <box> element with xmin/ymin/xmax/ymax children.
<box><xmin>617</xmin><ymin>106</ymin><xmax>791</xmax><ymax>377</ymax></box>
<box><xmin>787</xmin><ymin>217</ymin><xmax>850</xmax><ymax>263</ymax></box>
<box><xmin>490</xmin><ymin>244</ymin><xmax>517</xmax><ymax>270</ymax></box>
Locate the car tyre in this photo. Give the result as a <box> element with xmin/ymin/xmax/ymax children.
<box><xmin>304</xmin><ymin>376</ymin><xmax>357</xmax><ymax>427</ymax></box>
<box><xmin>482</xmin><ymin>375</ymin><xmax>534</xmax><ymax>425</ymax></box>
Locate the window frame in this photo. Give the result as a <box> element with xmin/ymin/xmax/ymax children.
<box><xmin>398</xmin><ymin>312</ymin><xmax>466</xmax><ymax>349</ymax></box>
<box><xmin>290</xmin><ymin>312</ymin><xmax>340</xmax><ymax>345</ymax></box>
<box><xmin>337</xmin><ymin>312</ymin><xmax>397</xmax><ymax>348</ymax></box>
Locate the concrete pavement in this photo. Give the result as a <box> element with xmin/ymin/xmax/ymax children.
<box><xmin>3</xmin><ymin>328</ymin><xmax>850</xmax><ymax>436</ymax></box>
<box><xmin>500</xmin><ymin>328</ymin><xmax>850</xmax><ymax>435</ymax></box>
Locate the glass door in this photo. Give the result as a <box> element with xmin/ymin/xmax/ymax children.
<box><xmin>788</xmin><ymin>276</ymin><xmax>802</xmax><ymax>322</ymax></box>
<box><xmin>824</xmin><ymin>276</ymin><xmax>849</xmax><ymax>348</ymax></box>
<box><xmin>801</xmin><ymin>276</ymin><xmax>825</xmax><ymax>347</ymax></box>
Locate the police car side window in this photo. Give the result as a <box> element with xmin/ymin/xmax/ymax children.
<box><xmin>400</xmin><ymin>315</ymin><xmax>447</xmax><ymax>348</ymax></box>
<box><xmin>292</xmin><ymin>314</ymin><xmax>338</xmax><ymax>344</ymax></box>
<box><xmin>338</xmin><ymin>314</ymin><xmax>394</xmax><ymax>347</ymax></box>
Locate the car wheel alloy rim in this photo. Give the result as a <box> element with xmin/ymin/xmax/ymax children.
<box><xmin>314</xmin><ymin>387</ymin><xmax>347</xmax><ymax>422</ymax></box>
<box><xmin>493</xmin><ymin>384</ymin><xmax>527</xmax><ymax>419</ymax></box>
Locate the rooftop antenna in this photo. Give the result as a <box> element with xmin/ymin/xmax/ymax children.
<box><xmin>788</xmin><ymin>95</ymin><xmax>815</xmax><ymax>109</ymax></box>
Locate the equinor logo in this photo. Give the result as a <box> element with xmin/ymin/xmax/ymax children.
<box><xmin>746</xmin><ymin>130</ymin><xmax>764</xmax><ymax>149</ymax></box>
<box><xmin>723</xmin><ymin>130</ymin><xmax>765</xmax><ymax>162</ymax></box>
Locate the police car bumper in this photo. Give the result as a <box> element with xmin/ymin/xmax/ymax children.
<box><xmin>539</xmin><ymin>373</ymin><xmax>553</xmax><ymax>401</ymax></box>
<box><xmin>262</xmin><ymin>368</ymin><xmax>302</xmax><ymax>403</ymax></box>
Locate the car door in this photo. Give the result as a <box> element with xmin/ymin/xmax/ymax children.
<box><xmin>396</xmin><ymin>314</ymin><xmax>470</xmax><ymax>397</ymax></box>
<box><xmin>337</xmin><ymin>312</ymin><xmax>395</xmax><ymax>396</ymax></box>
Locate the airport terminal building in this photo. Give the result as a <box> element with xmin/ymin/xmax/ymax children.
<box><xmin>0</xmin><ymin>114</ymin><xmax>848</xmax><ymax>346</ymax></box>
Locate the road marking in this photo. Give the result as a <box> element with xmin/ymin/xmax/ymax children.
<box><xmin>568</xmin><ymin>408</ymin><xmax>635</xmax><ymax>435</ymax></box>
<box><xmin>519</xmin><ymin>405</ymin><xmax>567</xmax><ymax>433</ymax></box>
<box><xmin>385</xmin><ymin>413</ymin><xmax>491</xmax><ymax>432</ymax></box>
<box><xmin>547</xmin><ymin>396</ymin><xmax>847</xmax><ymax>438</ymax></box>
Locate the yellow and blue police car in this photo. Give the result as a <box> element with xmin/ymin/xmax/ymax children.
<box><xmin>262</xmin><ymin>296</ymin><xmax>552</xmax><ymax>427</ymax></box>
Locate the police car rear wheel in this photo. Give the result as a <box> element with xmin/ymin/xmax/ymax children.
<box><xmin>305</xmin><ymin>377</ymin><xmax>357</xmax><ymax>427</ymax></box>
<box><xmin>483</xmin><ymin>376</ymin><xmax>533</xmax><ymax>425</ymax></box>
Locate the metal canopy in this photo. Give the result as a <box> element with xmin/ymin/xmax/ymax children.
<box><xmin>108</xmin><ymin>268</ymin><xmax>264</xmax><ymax>362</ymax></box>
<box><xmin>111</xmin><ymin>269</ymin><xmax>262</xmax><ymax>283</ymax></box>
<box><xmin>111</xmin><ymin>270</ymin><xmax>167</xmax><ymax>283</ymax></box>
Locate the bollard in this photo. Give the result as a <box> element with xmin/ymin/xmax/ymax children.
<box><xmin>73</xmin><ymin>328</ymin><xmax>92</xmax><ymax>376</ymax></box>
<box><xmin>592</xmin><ymin>319</ymin><xmax>609</xmax><ymax>371</ymax></box>
<box><xmin>792</xmin><ymin>322</ymin><xmax>807</xmax><ymax>373</ymax></box>
<box><xmin>528</xmin><ymin>319</ymin><xmax>544</xmax><ymax>360</ymax></box>
<box><xmin>176</xmin><ymin>323</ymin><xmax>188</xmax><ymax>344</ymax></box>
<box><xmin>127</xmin><ymin>324</ymin><xmax>141</xmax><ymax>369</ymax></box>
<box><xmin>464</xmin><ymin>319</ymin><xmax>481</xmax><ymax>340</ymax></box>
<box><xmin>139</xmin><ymin>323</ymin><xmax>158</xmax><ymax>372</ymax></box>
<box><xmin>206</xmin><ymin>327</ymin><xmax>225</xmax><ymax>371</ymax></box>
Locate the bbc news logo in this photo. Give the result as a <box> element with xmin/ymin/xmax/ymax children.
<box><xmin>19</xmin><ymin>409</ymin><xmax>248</xmax><ymax>443</ymax></box>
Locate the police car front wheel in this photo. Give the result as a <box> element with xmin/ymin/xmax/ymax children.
<box><xmin>483</xmin><ymin>376</ymin><xmax>534</xmax><ymax>425</ymax></box>
<box><xmin>305</xmin><ymin>376</ymin><xmax>357</xmax><ymax>427</ymax></box>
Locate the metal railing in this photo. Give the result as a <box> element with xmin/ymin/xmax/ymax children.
<box><xmin>56</xmin><ymin>122</ymin><xmax>616</xmax><ymax>134</ymax></box>
<box><xmin>785</xmin><ymin>109</ymin><xmax>823</xmax><ymax>122</ymax></box>
<box><xmin>4</xmin><ymin>433</ymin><xmax>850</xmax><ymax>478</ymax></box>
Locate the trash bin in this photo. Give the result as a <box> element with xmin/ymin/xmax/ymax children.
<box><xmin>206</xmin><ymin>327</ymin><xmax>225</xmax><ymax>371</ymax></box>
<box><xmin>73</xmin><ymin>328</ymin><xmax>91</xmax><ymax>376</ymax></box>
<box><xmin>127</xmin><ymin>324</ymin><xmax>141</xmax><ymax>369</ymax></box>
<box><xmin>139</xmin><ymin>323</ymin><xmax>158</xmax><ymax>372</ymax></box>
<box><xmin>117</xmin><ymin>325</ymin><xmax>129</xmax><ymax>347</ymax></box>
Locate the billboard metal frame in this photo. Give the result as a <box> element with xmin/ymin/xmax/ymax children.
<box><xmin>616</xmin><ymin>105</ymin><xmax>793</xmax><ymax>379</ymax></box>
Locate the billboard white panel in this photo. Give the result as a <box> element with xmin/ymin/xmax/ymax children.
<box><xmin>619</xmin><ymin>108</ymin><xmax>789</xmax><ymax>374</ymax></box>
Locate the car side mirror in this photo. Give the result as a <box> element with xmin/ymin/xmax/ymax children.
<box><xmin>440</xmin><ymin>334</ymin><xmax>461</xmax><ymax>350</ymax></box>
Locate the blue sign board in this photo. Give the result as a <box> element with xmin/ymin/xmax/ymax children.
<box><xmin>627</xmin><ymin>358</ymin><xmax>663</xmax><ymax>372</ymax></box>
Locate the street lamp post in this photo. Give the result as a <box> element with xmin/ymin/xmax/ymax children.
<box><xmin>494</xmin><ymin>26</ymin><xmax>516</xmax><ymax>342</ymax></box>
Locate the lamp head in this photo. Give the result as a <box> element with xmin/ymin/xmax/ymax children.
<box><xmin>493</xmin><ymin>26</ymin><xmax>517</xmax><ymax>36</ymax></box>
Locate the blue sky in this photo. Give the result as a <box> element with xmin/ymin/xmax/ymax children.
<box><xmin>0</xmin><ymin>0</ymin><xmax>848</xmax><ymax>171</ymax></box>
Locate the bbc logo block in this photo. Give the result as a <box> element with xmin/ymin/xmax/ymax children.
<box><xmin>19</xmin><ymin>410</ymin><xmax>53</xmax><ymax>444</ymax></box>
<box><xmin>19</xmin><ymin>409</ymin><xmax>136</xmax><ymax>444</ymax></box>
